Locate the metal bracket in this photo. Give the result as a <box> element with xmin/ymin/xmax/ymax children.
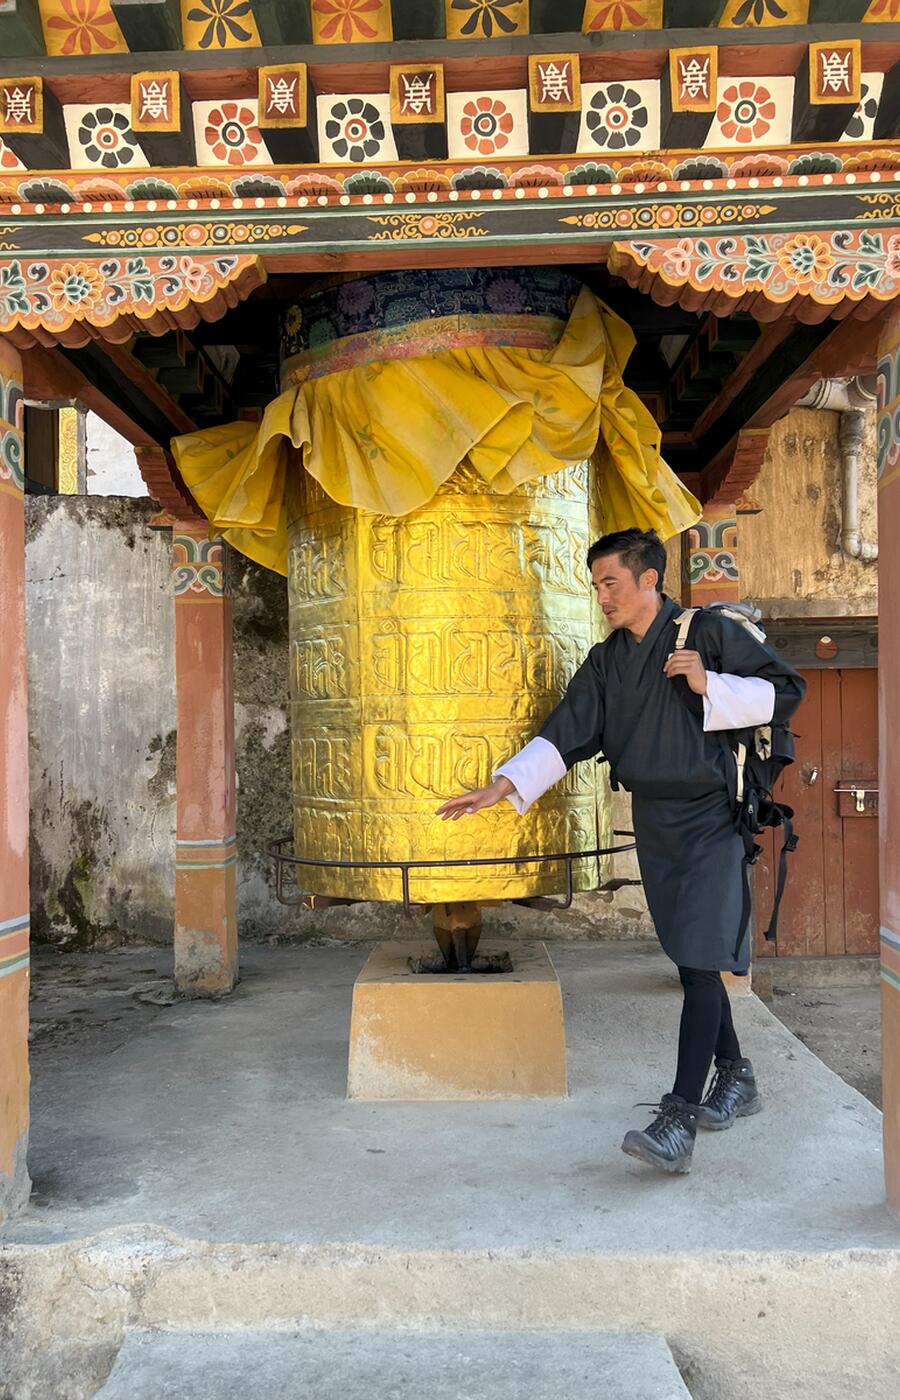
<box><xmin>269</xmin><ymin>831</ymin><xmax>638</xmax><ymax>917</ymax></box>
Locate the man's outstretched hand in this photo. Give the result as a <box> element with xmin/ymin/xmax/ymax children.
<box><xmin>435</xmin><ymin>776</ymin><xmax>515</xmax><ymax>821</ymax></box>
<box><xmin>663</xmin><ymin>648</ymin><xmax>708</xmax><ymax>696</ymax></box>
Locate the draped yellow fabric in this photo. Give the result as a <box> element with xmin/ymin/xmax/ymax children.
<box><xmin>171</xmin><ymin>287</ymin><xmax>700</xmax><ymax>575</ymax></box>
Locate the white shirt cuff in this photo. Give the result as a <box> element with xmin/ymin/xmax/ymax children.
<box><xmin>493</xmin><ymin>736</ymin><xmax>567</xmax><ymax>814</ymax></box>
<box><xmin>703</xmin><ymin>672</ymin><xmax>776</xmax><ymax>732</ymax></box>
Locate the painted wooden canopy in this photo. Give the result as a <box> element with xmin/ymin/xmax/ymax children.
<box><xmin>0</xmin><ymin>2</ymin><xmax>898</xmax><ymax>507</ymax></box>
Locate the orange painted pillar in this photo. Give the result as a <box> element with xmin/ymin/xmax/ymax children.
<box><xmin>0</xmin><ymin>340</ymin><xmax>30</xmax><ymax>1220</ymax></box>
<box><xmin>683</xmin><ymin>506</ymin><xmax>740</xmax><ymax>607</ymax></box>
<box><xmin>172</xmin><ymin>527</ymin><xmax>238</xmax><ymax>996</ymax></box>
<box><xmin>877</xmin><ymin>307</ymin><xmax>900</xmax><ymax>1216</ymax></box>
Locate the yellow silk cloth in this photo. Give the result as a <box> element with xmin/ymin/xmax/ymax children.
<box><xmin>170</xmin><ymin>287</ymin><xmax>700</xmax><ymax>575</ymax></box>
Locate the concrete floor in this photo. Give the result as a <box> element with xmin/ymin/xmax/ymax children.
<box><xmin>3</xmin><ymin>941</ymin><xmax>900</xmax><ymax>1400</ymax></box>
<box><xmin>7</xmin><ymin>940</ymin><xmax>893</xmax><ymax>1253</ymax></box>
<box><xmin>767</xmin><ymin>984</ymin><xmax>882</xmax><ymax>1108</ymax></box>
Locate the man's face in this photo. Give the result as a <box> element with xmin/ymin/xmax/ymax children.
<box><xmin>590</xmin><ymin>552</ymin><xmax>656</xmax><ymax>630</ymax></box>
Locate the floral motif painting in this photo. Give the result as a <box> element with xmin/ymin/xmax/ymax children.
<box><xmin>616</xmin><ymin>229</ymin><xmax>900</xmax><ymax>310</ymax></box>
<box><xmin>0</xmin><ymin>254</ymin><xmax>262</xmax><ymax>339</ymax></box>
<box><xmin>718</xmin><ymin>0</ymin><xmax>809</xmax><ymax>24</ymax></box>
<box><xmin>0</xmin><ymin>140</ymin><xmax>23</xmax><ymax>172</ymax></box>
<box><xmin>41</xmin><ymin>0</ymin><xmax>127</xmax><ymax>56</ymax></box>
<box><xmin>705</xmin><ymin>76</ymin><xmax>793</xmax><ymax>148</ymax></box>
<box><xmin>582</xmin><ymin>0</ymin><xmax>663</xmax><ymax>28</ymax></box>
<box><xmin>63</xmin><ymin>104</ymin><xmax>148</xmax><ymax>171</ymax></box>
<box><xmin>317</xmin><ymin>94</ymin><xmax>398</xmax><ymax>164</ymax></box>
<box><xmin>193</xmin><ymin>100</ymin><xmax>272</xmax><ymax>167</ymax></box>
<box><xmin>311</xmin><ymin>0</ymin><xmax>392</xmax><ymax>43</ymax></box>
<box><xmin>445</xmin><ymin>0</ymin><xmax>528</xmax><ymax>39</ymax></box>
<box><xmin>447</xmin><ymin>89</ymin><xmax>529</xmax><ymax>160</ymax></box>
<box><xmin>842</xmin><ymin>74</ymin><xmax>885</xmax><ymax>142</ymax></box>
<box><xmin>181</xmin><ymin>0</ymin><xmax>261</xmax><ymax>50</ymax></box>
<box><xmin>578</xmin><ymin>82</ymin><xmax>660</xmax><ymax>154</ymax></box>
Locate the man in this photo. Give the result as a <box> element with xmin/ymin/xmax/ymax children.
<box><xmin>436</xmin><ymin>528</ymin><xmax>805</xmax><ymax>1175</ymax></box>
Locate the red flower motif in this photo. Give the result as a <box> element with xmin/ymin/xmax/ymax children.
<box><xmin>459</xmin><ymin>96</ymin><xmax>515</xmax><ymax>156</ymax></box>
<box><xmin>203</xmin><ymin>103</ymin><xmax>261</xmax><ymax>166</ymax></box>
<box><xmin>46</xmin><ymin>0</ymin><xmax>121</xmax><ymax>55</ymax></box>
<box><xmin>586</xmin><ymin>0</ymin><xmax>652</xmax><ymax>29</ymax></box>
<box><xmin>665</xmin><ymin>238</ymin><xmax>697</xmax><ymax>280</ymax></box>
<box><xmin>885</xmin><ymin>234</ymin><xmax>900</xmax><ymax>280</ymax></box>
<box><xmin>314</xmin><ymin>0</ymin><xmax>383</xmax><ymax>42</ymax></box>
<box><xmin>716</xmin><ymin>82</ymin><xmax>777</xmax><ymax>145</ymax></box>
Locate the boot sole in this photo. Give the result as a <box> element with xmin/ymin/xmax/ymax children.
<box><xmin>697</xmin><ymin>1095</ymin><xmax>763</xmax><ymax>1132</ymax></box>
<box><xmin>621</xmin><ymin>1135</ymin><xmax>693</xmax><ymax>1174</ymax></box>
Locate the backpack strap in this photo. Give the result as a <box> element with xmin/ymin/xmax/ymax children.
<box><xmin>762</xmin><ymin>805</ymin><xmax>798</xmax><ymax>943</ymax></box>
<box><xmin>673</xmin><ymin>608</ymin><xmax>698</xmax><ymax>652</ymax></box>
<box><xmin>735</xmin><ymin>739</ymin><xmax>748</xmax><ymax>805</ymax></box>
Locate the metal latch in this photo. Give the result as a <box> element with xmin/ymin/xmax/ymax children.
<box><xmin>833</xmin><ymin>783</ymin><xmax>879</xmax><ymax>815</ymax></box>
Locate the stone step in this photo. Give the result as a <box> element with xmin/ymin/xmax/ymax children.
<box><xmin>95</xmin><ymin>1328</ymin><xmax>693</xmax><ymax>1400</ymax></box>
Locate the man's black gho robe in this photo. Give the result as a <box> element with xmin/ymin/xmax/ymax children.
<box><xmin>531</xmin><ymin>596</ymin><xmax>805</xmax><ymax>973</ymax></box>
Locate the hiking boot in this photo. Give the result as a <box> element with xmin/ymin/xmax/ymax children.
<box><xmin>621</xmin><ymin>1094</ymin><xmax>697</xmax><ymax>1174</ymax></box>
<box><xmin>696</xmin><ymin>1057</ymin><xmax>762</xmax><ymax>1131</ymax></box>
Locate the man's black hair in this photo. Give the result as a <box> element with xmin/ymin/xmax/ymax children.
<box><xmin>586</xmin><ymin>528</ymin><xmax>666</xmax><ymax>593</ymax></box>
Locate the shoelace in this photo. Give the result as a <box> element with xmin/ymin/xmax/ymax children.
<box><xmin>704</xmin><ymin>1068</ymin><xmax>739</xmax><ymax>1109</ymax></box>
<box><xmin>633</xmin><ymin>1100</ymin><xmax>689</xmax><ymax>1139</ymax></box>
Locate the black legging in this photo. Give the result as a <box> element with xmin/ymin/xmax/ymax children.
<box><xmin>672</xmin><ymin>966</ymin><xmax>743</xmax><ymax>1105</ymax></box>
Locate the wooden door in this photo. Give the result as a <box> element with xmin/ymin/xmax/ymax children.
<box><xmin>754</xmin><ymin>668</ymin><xmax>879</xmax><ymax>958</ymax></box>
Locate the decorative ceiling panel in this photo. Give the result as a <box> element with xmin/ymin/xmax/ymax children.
<box><xmin>1</xmin><ymin>0</ymin><xmax>899</xmax><ymax>59</ymax></box>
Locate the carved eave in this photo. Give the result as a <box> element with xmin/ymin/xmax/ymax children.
<box><xmin>0</xmin><ymin>252</ymin><xmax>266</xmax><ymax>349</ymax></box>
<box><xmin>608</xmin><ymin>231</ymin><xmax>899</xmax><ymax>324</ymax></box>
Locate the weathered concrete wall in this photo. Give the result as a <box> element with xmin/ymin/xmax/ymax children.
<box><xmin>84</xmin><ymin>414</ymin><xmax>146</xmax><ymax>497</ymax></box>
<box><xmin>26</xmin><ymin>496</ymin><xmax>177</xmax><ymax>948</ymax></box>
<box><xmin>740</xmin><ymin>405</ymin><xmax>878</xmax><ymax>617</ymax></box>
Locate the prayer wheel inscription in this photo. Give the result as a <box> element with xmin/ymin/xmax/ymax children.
<box><xmin>287</xmin><ymin>463</ymin><xmax>603</xmax><ymax>903</ymax></box>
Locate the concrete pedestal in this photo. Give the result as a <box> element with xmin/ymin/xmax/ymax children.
<box><xmin>347</xmin><ymin>940</ymin><xmax>567</xmax><ymax>1101</ymax></box>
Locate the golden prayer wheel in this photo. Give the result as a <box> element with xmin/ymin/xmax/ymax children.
<box><xmin>286</xmin><ymin>460</ymin><xmax>603</xmax><ymax>904</ymax></box>
<box><xmin>282</xmin><ymin>266</ymin><xmax>607</xmax><ymax>904</ymax></box>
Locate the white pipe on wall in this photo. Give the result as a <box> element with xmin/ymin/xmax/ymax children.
<box><xmin>794</xmin><ymin>376</ymin><xmax>878</xmax><ymax>563</ymax></box>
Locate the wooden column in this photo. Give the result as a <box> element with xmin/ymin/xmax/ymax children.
<box><xmin>172</xmin><ymin>526</ymin><xmax>238</xmax><ymax>997</ymax></box>
<box><xmin>877</xmin><ymin>306</ymin><xmax>900</xmax><ymax>1217</ymax></box>
<box><xmin>0</xmin><ymin>339</ymin><xmax>30</xmax><ymax>1220</ymax></box>
<box><xmin>682</xmin><ymin>505</ymin><xmax>740</xmax><ymax>607</ymax></box>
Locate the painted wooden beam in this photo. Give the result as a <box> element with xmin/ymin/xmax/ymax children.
<box><xmin>660</xmin><ymin>46</ymin><xmax>717</xmax><ymax>150</ymax></box>
<box><xmin>389</xmin><ymin>60</ymin><xmax>447</xmax><ymax>160</ymax></box>
<box><xmin>0</xmin><ymin>0</ymin><xmax>43</xmax><ymax>58</ymax></box>
<box><xmin>663</xmin><ymin>0</ymin><xmax>727</xmax><ymax>25</ymax></box>
<box><xmin>792</xmin><ymin>42</ymin><xmax>860</xmax><ymax>142</ymax></box>
<box><xmin>874</xmin><ymin>62</ymin><xmax>900</xmax><ymax>140</ymax></box>
<box><xmin>1</xmin><ymin>24</ymin><xmax>891</xmax><ymax>84</ymax></box>
<box><xmin>251</xmin><ymin>0</ymin><xmax>313</xmax><ymax>46</ymax></box>
<box><xmin>808</xmin><ymin>0</ymin><xmax>869</xmax><ymax>18</ymax></box>
<box><xmin>531</xmin><ymin>0</ymin><xmax>585</xmax><ymax>32</ymax></box>
<box><xmin>0</xmin><ymin>77</ymin><xmax>67</xmax><ymax>167</ymax></box>
<box><xmin>59</xmin><ymin>342</ymin><xmax>196</xmax><ymax>446</ymax></box>
<box><xmin>257</xmin><ymin>63</ymin><xmax>318</xmax><ymax>164</ymax></box>
<box><xmin>390</xmin><ymin>0</ymin><xmax>445</xmax><ymax>40</ymax></box>
<box><xmin>527</xmin><ymin>52</ymin><xmax>581</xmax><ymax>156</ymax></box>
<box><xmin>131</xmin><ymin>71</ymin><xmax>196</xmax><ymax>166</ymax></box>
<box><xmin>110</xmin><ymin>0</ymin><xmax>182</xmax><ymax>52</ymax></box>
